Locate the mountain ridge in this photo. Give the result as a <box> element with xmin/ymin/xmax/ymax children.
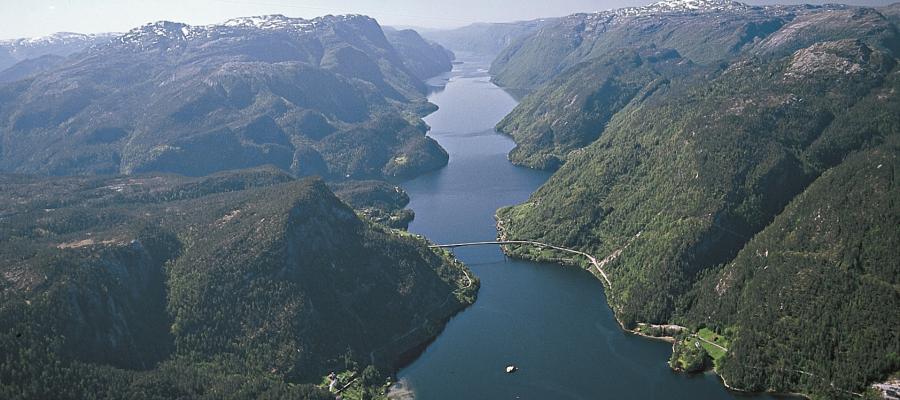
<box><xmin>488</xmin><ymin>1</ymin><xmax>895</xmax><ymax>94</ymax></box>
<box><xmin>0</xmin><ymin>32</ymin><xmax>117</xmax><ymax>71</ymax></box>
<box><xmin>0</xmin><ymin>14</ymin><xmax>453</xmax><ymax>180</ymax></box>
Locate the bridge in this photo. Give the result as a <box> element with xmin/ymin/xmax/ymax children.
<box><xmin>430</xmin><ymin>240</ymin><xmax>612</xmax><ymax>287</ymax></box>
<box><xmin>368</xmin><ymin>239</ymin><xmax>616</xmax><ymax>366</ymax></box>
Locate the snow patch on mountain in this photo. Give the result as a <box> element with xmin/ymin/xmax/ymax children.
<box><xmin>222</xmin><ymin>14</ymin><xmax>317</xmax><ymax>30</ymax></box>
<box><xmin>116</xmin><ymin>14</ymin><xmax>374</xmax><ymax>50</ymax></box>
<box><xmin>0</xmin><ymin>32</ymin><xmax>119</xmax><ymax>70</ymax></box>
<box><xmin>594</xmin><ymin>0</ymin><xmax>753</xmax><ymax>19</ymax></box>
<box><xmin>0</xmin><ymin>32</ymin><xmax>117</xmax><ymax>47</ymax></box>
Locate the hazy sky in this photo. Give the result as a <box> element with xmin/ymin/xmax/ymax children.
<box><xmin>1</xmin><ymin>0</ymin><xmax>897</xmax><ymax>40</ymax></box>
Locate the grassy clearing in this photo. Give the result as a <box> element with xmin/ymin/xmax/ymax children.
<box><xmin>318</xmin><ymin>368</ymin><xmax>391</xmax><ymax>400</ymax></box>
<box><xmin>696</xmin><ymin>328</ymin><xmax>730</xmax><ymax>364</ymax></box>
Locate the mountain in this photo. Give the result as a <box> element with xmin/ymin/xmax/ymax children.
<box><xmin>495</xmin><ymin>1</ymin><xmax>900</xmax><ymax>169</ymax></box>
<box><xmin>883</xmin><ymin>3</ymin><xmax>900</xmax><ymax>26</ymax></box>
<box><xmin>0</xmin><ymin>15</ymin><xmax>451</xmax><ymax>180</ymax></box>
<box><xmin>0</xmin><ymin>167</ymin><xmax>476</xmax><ymax>399</ymax></box>
<box><xmin>489</xmin><ymin>0</ymin><xmax>898</xmax><ymax>92</ymax></box>
<box><xmin>496</xmin><ymin>47</ymin><xmax>705</xmax><ymax>169</ymax></box>
<box><xmin>491</xmin><ymin>1</ymin><xmax>900</xmax><ymax>397</ymax></box>
<box><xmin>0</xmin><ymin>54</ymin><xmax>66</xmax><ymax>83</ymax></box>
<box><xmin>0</xmin><ymin>32</ymin><xmax>117</xmax><ymax>71</ymax></box>
<box><xmin>421</xmin><ymin>19</ymin><xmax>553</xmax><ymax>56</ymax></box>
<box><xmin>384</xmin><ymin>27</ymin><xmax>454</xmax><ymax>80</ymax></box>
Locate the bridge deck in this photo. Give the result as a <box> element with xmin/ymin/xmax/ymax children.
<box><xmin>429</xmin><ymin>240</ymin><xmax>612</xmax><ymax>287</ymax></box>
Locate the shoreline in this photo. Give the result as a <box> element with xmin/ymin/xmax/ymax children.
<box><xmin>493</xmin><ymin>214</ymin><xmax>814</xmax><ymax>400</ymax></box>
<box><xmin>383</xmin><ymin>245</ymin><xmax>479</xmax><ymax>363</ymax></box>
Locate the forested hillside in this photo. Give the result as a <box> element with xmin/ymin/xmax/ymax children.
<box><xmin>493</xmin><ymin>0</ymin><xmax>900</xmax><ymax>397</ymax></box>
<box><xmin>682</xmin><ymin>137</ymin><xmax>900</xmax><ymax>398</ymax></box>
<box><xmin>493</xmin><ymin>3</ymin><xmax>900</xmax><ymax>168</ymax></box>
<box><xmin>0</xmin><ymin>15</ymin><xmax>451</xmax><ymax>180</ymax></box>
<box><xmin>330</xmin><ymin>179</ymin><xmax>416</xmax><ymax>228</ymax></box>
<box><xmin>0</xmin><ymin>167</ymin><xmax>476</xmax><ymax>399</ymax></box>
<box><xmin>496</xmin><ymin>48</ymin><xmax>704</xmax><ymax>169</ymax></box>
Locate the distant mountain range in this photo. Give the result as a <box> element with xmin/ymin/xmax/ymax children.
<box><xmin>383</xmin><ymin>27</ymin><xmax>455</xmax><ymax>79</ymax></box>
<box><xmin>419</xmin><ymin>19</ymin><xmax>553</xmax><ymax>57</ymax></box>
<box><xmin>0</xmin><ymin>15</ymin><xmax>453</xmax><ymax>180</ymax></box>
<box><xmin>0</xmin><ymin>32</ymin><xmax>118</xmax><ymax>71</ymax></box>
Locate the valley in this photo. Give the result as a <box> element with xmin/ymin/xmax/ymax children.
<box><xmin>0</xmin><ymin>0</ymin><xmax>897</xmax><ymax>399</ymax></box>
<box><xmin>388</xmin><ymin>56</ymin><xmax>783</xmax><ymax>400</ymax></box>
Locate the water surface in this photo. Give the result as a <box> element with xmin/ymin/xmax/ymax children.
<box><xmin>395</xmin><ymin>56</ymin><xmax>776</xmax><ymax>400</ymax></box>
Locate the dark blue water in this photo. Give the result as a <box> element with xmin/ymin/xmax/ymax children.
<box><xmin>394</xmin><ymin>57</ymin><xmax>776</xmax><ymax>400</ymax></box>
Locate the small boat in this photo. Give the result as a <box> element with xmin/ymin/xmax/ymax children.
<box><xmin>505</xmin><ymin>365</ymin><xmax>518</xmax><ymax>373</ymax></box>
